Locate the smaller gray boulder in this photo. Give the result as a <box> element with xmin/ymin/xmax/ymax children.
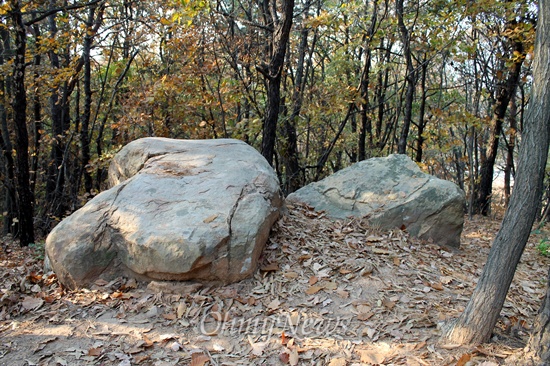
<box><xmin>46</xmin><ymin>138</ymin><xmax>282</xmax><ymax>289</ymax></box>
<box><xmin>287</xmin><ymin>154</ymin><xmax>465</xmax><ymax>248</ymax></box>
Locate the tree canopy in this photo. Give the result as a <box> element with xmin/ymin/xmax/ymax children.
<box><xmin>0</xmin><ymin>0</ymin><xmax>540</xmax><ymax>242</ymax></box>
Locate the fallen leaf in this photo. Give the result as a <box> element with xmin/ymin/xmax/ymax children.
<box><xmin>267</xmin><ymin>298</ymin><xmax>281</xmax><ymax>311</ymax></box>
<box><xmin>366</xmin><ymin>235</ymin><xmax>384</xmax><ymax>242</ymax></box>
<box><xmin>382</xmin><ymin>298</ymin><xmax>395</xmax><ymax>310</ymax></box>
<box><xmin>260</xmin><ymin>263</ymin><xmax>279</xmax><ymax>272</ymax></box>
<box><xmin>279</xmin><ymin>351</ymin><xmax>290</xmax><ymax>364</ymax></box>
<box><xmin>456</xmin><ymin>353</ymin><xmax>472</xmax><ymax>366</ymax></box>
<box><xmin>284</xmin><ymin>271</ymin><xmax>299</xmax><ymax>279</ymax></box>
<box><xmin>203</xmin><ymin>214</ymin><xmax>218</xmax><ymax>223</ymax></box>
<box><xmin>190</xmin><ymin>352</ymin><xmax>210</xmax><ymax>366</ymax></box>
<box><xmin>21</xmin><ymin>296</ymin><xmax>44</xmax><ymax>311</ymax></box>
<box><xmin>177</xmin><ymin>302</ymin><xmax>187</xmax><ymax>318</ymax></box>
<box><xmin>142</xmin><ymin>335</ymin><xmax>154</xmax><ymax>348</ymax></box>
<box><xmin>328</xmin><ymin>357</ymin><xmax>347</xmax><ymax>366</ymax></box>
<box><xmin>88</xmin><ymin>347</ymin><xmax>102</xmax><ymax>356</ymax></box>
<box><xmin>248</xmin><ymin>335</ymin><xmax>268</xmax><ymax>356</ymax></box>
<box><xmin>289</xmin><ymin>347</ymin><xmax>299</xmax><ymax>365</ymax></box>
<box><xmin>162</xmin><ymin>313</ymin><xmax>177</xmax><ymax>320</ymax></box>
<box><xmin>128</xmin><ymin>345</ymin><xmax>144</xmax><ymax>354</ymax></box>
<box><xmin>357</xmin><ymin>312</ymin><xmax>374</xmax><ymax>321</ymax></box>
<box><xmin>357</xmin><ymin>349</ymin><xmax>385</xmax><ymax>364</ymax></box>
<box><xmin>305</xmin><ymin>286</ymin><xmax>323</xmax><ymax>295</ymax></box>
<box><xmin>336</xmin><ymin>289</ymin><xmax>349</xmax><ymax>298</ymax></box>
<box><xmin>309</xmin><ymin>276</ymin><xmax>318</xmax><ymax>285</ymax></box>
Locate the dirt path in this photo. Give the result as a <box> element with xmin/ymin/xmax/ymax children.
<box><xmin>1</xmin><ymin>204</ymin><xmax>548</xmax><ymax>365</ymax></box>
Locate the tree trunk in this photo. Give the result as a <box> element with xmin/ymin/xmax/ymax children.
<box><xmin>475</xmin><ymin>28</ymin><xmax>525</xmax><ymax>216</ymax></box>
<box><xmin>80</xmin><ymin>6</ymin><xmax>96</xmax><ymax>194</ymax></box>
<box><xmin>80</xmin><ymin>4</ymin><xmax>104</xmax><ymax>194</ymax></box>
<box><xmin>504</xmin><ymin>93</ymin><xmax>517</xmax><ymax>207</ymax></box>
<box><xmin>11</xmin><ymin>2</ymin><xmax>35</xmax><ymax>246</ymax></box>
<box><xmin>441</xmin><ymin>0</ymin><xmax>550</xmax><ymax>344</ymax></box>
<box><xmin>260</xmin><ymin>0</ymin><xmax>295</xmax><ymax>165</ymax></box>
<box><xmin>30</xmin><ymin>23</ymin><xmax>42</xmax><ymax>197</ymax></box>
<box><xmin>358</xmin><ymin>0</ymin><xmax>378</xmax><ymax>161</ymax></box>
<box><xmin>46</xmin><ymin>9</ymin><xmax>67</xmax><ymax>218</ymax></box>
<box><xmin>415</xmin><ymin>55</ymin><xmax>428</xmax><ymax>163</ymax></box>
<box><xmin>526</xmin><ymin>266</ymin><xmax>550</xmax><ymax>364</ymax></box>
<box><xmin>396</xmin><ymin>0</ymin><xmax>416</xmax><ymax>155</ymax></box>
<box><xmin>281</xmin><ymin>0</ymin><xmax>309</xmax><ymax>194</ymax></box>
<box><xmin>0</xmin><ymin>27</ymin><xmax>17</xmax><ymax>235</ymax></box>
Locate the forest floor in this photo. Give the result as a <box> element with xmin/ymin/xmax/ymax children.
<box><xmin>1</xmin><ymin>203</ymin><xmax>549</xmax><ymax>366</ymax></box>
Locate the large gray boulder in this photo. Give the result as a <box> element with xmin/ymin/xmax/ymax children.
<box><xmin>287</xmin><ymin>154</ymin><xmax>465</xmax><ymax>248</ymax></box>
<box><xmin>46</xmin><ymin>138</ymin><xmax>282</xmax><ymax>289</ymax></box>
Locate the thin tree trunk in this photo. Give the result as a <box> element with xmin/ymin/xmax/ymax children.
<box><xmin>475</xmin><ymin>31</ymin><xmax>525</xmax><ymax>216</ymax></box>
<box><xmin>504</xmin><ymin>93</ymin><xmax>517</xmax><ymax>207</ymax></box>
<box><xmin>415</xmin><ymin>55</ymin><xmax>428</xmax><ymax>163</ymax></box>
<box><xmin>441</xmin><ymin>0</ymin><xmax>550</xmax><ymax>343</ymax></box>
<box><xmin>358</xmin><ymin>0</ymin><xmax>378</xmax><ymax>161</ymax></box>
<box><xmin>30</xmin><ymin>23</ymin><xmax>42</xmax><ymax>197</ymax></box>
<box><xmin>260</xmin><ymin>0</ymin><xmax>295</xmax><ymax>165</ymax></box>
<box><xmin>0</xmin><ymin>27</ymin><xmax>17</xmax><ymax>235</ymax></box>
<box><xmin>396</xmin><ymin>0</ymin><xmax>416</xmax><ymax>155</ymax></box>
<box><xmin>11</xmin><ymin>2</ymin><xmax>35</xmax><ymax>246</ymax></box>
<box><xmin>282</xmin><ymin>0</ymin><xmax>311</xmax><ymax>193</ymax></box>
<box><xmin>80</xmin><ymin>4</ymin><xmax>104</xmax><ymax>194</ymax></box>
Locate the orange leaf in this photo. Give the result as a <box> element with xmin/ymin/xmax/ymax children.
<box><xmin>142</xmin><ymin>335</ymin><xmax>154</xmax><ymax>348</ymax></box>
<box><xmin>309</xmin><ymin>276</ymin><xmax>318</xmax><ymax>285</ymax></box>
<box><xmin>456</xmin><ymin>353</ymin><xmax>472</xmax><ymax>366</ymax></box>
<box><xmin>110</xmin><ymin>291</ymin><xmax>123</xmax><ymax>299</ymax></box>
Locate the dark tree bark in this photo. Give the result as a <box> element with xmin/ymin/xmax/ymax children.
<box><xmin>11</xmin><ymin>1</ymin><xmax>35</xmax><ymax>246</ymax></box>
<box><xmin>259</xmin><ymin>0</ymin><xmax>295</xmax><ymax>165</ymax></box>
<box><xmin>475</xmin><ymin>25</ymin><xmax>525</xmax><ymax>216</ymax></box>
<box><xmin>30</xmin><ymin>23</ymin><xmax>42</xmax><ymax>197</ymax></box>
<box><xmin>281</xmin><ymin>0</ymin><xmax>312</xmax><ymax>193</ymax></box>
<box><xmin>80</xmin><ymin>3</ymin><xmax>104</xmax><ymax>194</ymax></box>
<box><xmin>396</xmin><ymin>0</ymin><xmax>416</xmax><ymax>155</ymax></box>
<box><xmin>504</xmin><ymin>93</ymin><xmax>517</xmax><ymax>207</ymax></box>
<box><xmin>375</xmin><ymin>38</ymin><xmax>392</xmax><ymax>150</ymax></box>
<box><xmin>45</xmin><ymin>9</ymin><xmax>68</xmax><ymax>218</ymax></box>
<box><xmin>357</xmin><ymin>0</ymin><xmax>378</xmax><ymax>161</ymax></box>
<box><xmin>441</xmin><ymin>0</ymin><xmax>550</xmax><ymax>344</ymax></box>
<box><xmin>0</xmin><ymin>27</ymin><xmax>18</xmax><ymax>235</ymax></box>
<box><xmin>524</xmin><ymin>2</ymin><xmax>550</xmax><ymax>363</ymax></box>
<box><xmin>415</xmin><ymin>55</ymin><xmax>428</xmax><ymax>163</ymax></box>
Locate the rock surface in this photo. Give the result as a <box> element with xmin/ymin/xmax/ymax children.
<box><xmin>287</xmin><ymin>154</ymin><xmax>465</xmax><ymax>248</ymax></box>
<box><xmin>46</xmin><ymin>138</ymin><xmax>282</xmax><ymax>289</ymax></box>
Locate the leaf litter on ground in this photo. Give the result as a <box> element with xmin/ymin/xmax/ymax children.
<box><xmin>0</xmin><ymin>203</ymin><xmax>548</xmax><ymax>365</ymax></box>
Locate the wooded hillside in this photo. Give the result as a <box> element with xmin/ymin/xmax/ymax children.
<box><xmin>0</xmin><ymin>0</ymin><xmax>540</xmax><ymax>244</ymax></box>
